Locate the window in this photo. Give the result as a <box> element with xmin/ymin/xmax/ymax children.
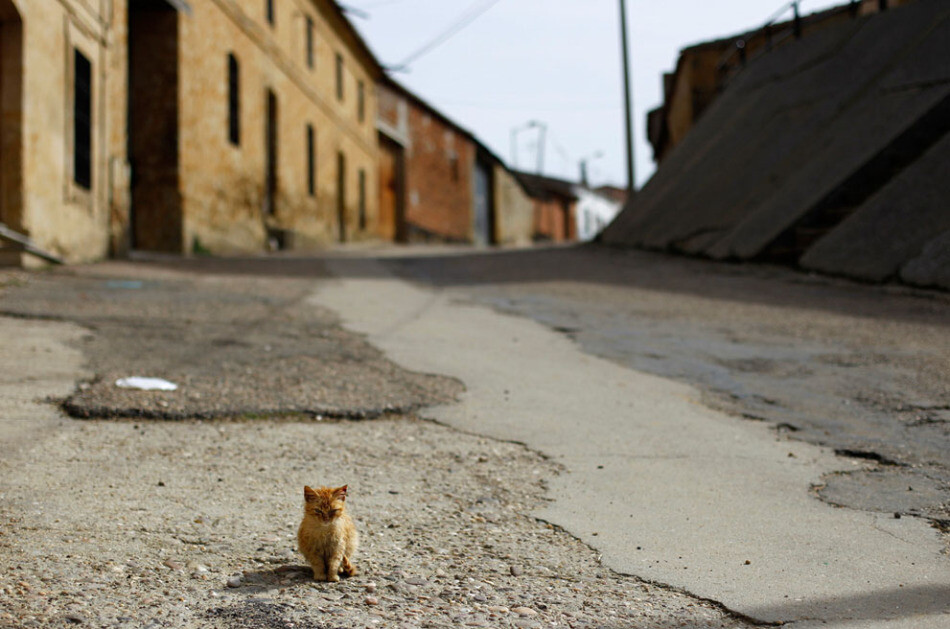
<box><xmin>73</xmin><ymin>49</ymin><xmax>92</xmax><ymax>190</ymax></box>
<box><xmin>227</xmin><ymin>54</ymin><xmax>240</xmax><ymax>146</ymax></box>
<box><xmin>335</xmin><ymin>53</ymin><xmax>344</xmax><ymax>101</ymax></box>
<box><xmin>358</xmin><ymin>168</ymin><xmax>366</xmax><ymax>230</ymax></box>
<box><xmin>265</xmin><ymin>90</ymin><xmax>278</xmax><ymax>215</ymax></box>
<box><xmin>306</xmin><ymin>16</ymin><xmax>314</xmax><ymax>69</ymax></box>
<box><xmin>357</xmin><ymin>80</ymin><xmax>365</xmax><ymax>122</ymax></box>
<box><xmin>449</xmin><ymin>154</ymin><xmax>460</xmax><ymax>182</ymax></box>
<box><xmin>306</xmin><ymin>124</ymin><xmax>315</xmax><ymax>197</ymax></box>
<box><xmin>336</xmin><ymin>151</ymin><xmax>346</xmax><ymax>242</ymax></box>
<box><xmin>266</xmin><ymin>0</ymin><xmax>274</xmax><ymax>25</ymax></box>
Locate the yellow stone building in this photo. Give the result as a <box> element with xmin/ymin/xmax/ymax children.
<box><xmin>0</xmin><ymin>0</ymin><xmax>382</xmax><ymax>264</ymax></box>
<box><xmin>0</xmin><ymin>0</ymin><xmax>127</xmax><ymax>265</ymax></box>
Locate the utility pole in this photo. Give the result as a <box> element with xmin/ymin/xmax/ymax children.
<box><xmin>619</xmin><ymin>0</ymin><xmax>636</xmax><ymax>194</ymax></box>
<box><xmin>535</xmin><ymin>122</ymin><xmax>547</xmax><ymax>175</ymax></box>
<box><xmin>511</xmin><ymin>120</ymin><xmax>546</xmax><ymax>174</ymax></box>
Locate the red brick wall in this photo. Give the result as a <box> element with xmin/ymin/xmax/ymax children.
<box><xmin>404</xmin><ymin>105</ymin><xmax>474</xmax><ymax>242</ymax></box>
<box><xmin>532</xmin><ymin>198</ymin><xmax>576</xmax><ymax>242</ymax></box>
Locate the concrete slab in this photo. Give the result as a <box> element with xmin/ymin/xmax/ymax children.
<box><xmin>901</xmin><ymin>230</ymin><xmax>950</xmax><ymax>291</ymax></box>
<box><xmin>314</xmin><ymin>259</ymin><xmax>950</xmax><ymax>627</ymax></box>
<box><xmin>801</xmin><ymin>133</ymin><xmax>950</xmax><ymax>283</ymax></box>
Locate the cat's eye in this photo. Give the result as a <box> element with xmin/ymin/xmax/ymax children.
<box><xmin>329</xmin><ymin>509</ymin><xmax>340</xmax><ymax>517</ymax></box>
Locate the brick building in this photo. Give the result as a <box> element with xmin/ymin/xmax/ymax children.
<box><xmin>377</xmin><ymin>79</ymin><xmax>534</xmax><ymax>246</ymax></box>
<box><xmin>647</xmin><ymin>0</ymin><xmax>916</xmax><ymax>163</ymax></box>
<box><xmin>514</xmin><ymin>171</ymin><xmax>578</xmax><ymax>243</ymax></box>
<box><xmin>1</xmin><ymin>0</ymin><xmax>382</xmax><ymax>264</ymax></box>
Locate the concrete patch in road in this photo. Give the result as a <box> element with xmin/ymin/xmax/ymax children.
<box><xmin>315</xmin><ymin>258</ymin><xmax>950</xmax><ymax>628</ymax></box>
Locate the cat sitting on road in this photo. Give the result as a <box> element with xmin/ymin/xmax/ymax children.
<box><xmin>297</xmin><ymin>485</ymin><xmax>359</xmax><ymax>582</ymax></box>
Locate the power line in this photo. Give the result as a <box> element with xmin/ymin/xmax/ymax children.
<box><xmin>353</xmin><ymin>0</ymin><xmax>419</xmax><ymax>10</ymax></box>
<box><xmin>389</xmin><ymin>0</ymin><xmax>504</xmax><ymax>72</ymax></box>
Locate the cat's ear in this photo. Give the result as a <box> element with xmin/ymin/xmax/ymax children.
<box><xmin>304</xmin><ymin>486</ymin><xmax>318</xmax><ymax>503</ymax></box>
<box><xmin>334</xmin><ymin>485</ymin><xmax>348</xmax><ymax>501</ymax></box>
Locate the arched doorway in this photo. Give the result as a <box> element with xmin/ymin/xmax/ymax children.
<box><xmin>0</xmin><ymin>0</ymin><xmax>22</xmax><ymax>231</ymax></box>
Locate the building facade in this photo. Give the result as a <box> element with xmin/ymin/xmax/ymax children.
<box><xmin>377</xmin><ymin>79</ymin><xmax>534</xmax><ymax>247</ymax></box>
<box><xmin>129</xmin><ymin>0</ymin><xmax>381</xmax><ymax>254</ymax></box>
<box><xmin>0</xmin><ymin>0</ymin><xmax>129</xmax><ymax>266</ymax></box>
<box><xmin>574</xmin><ymin>187</ymin><xmax>621</xmax><ymax>242</ymax></box>
<box><xmin>0</xmin><ymin>0</ymin><xmax>381</xmax><ymax>265</ymax></box>
<box><xmin>514</xmin><ymin>171</ymin><xmax>578</xmax><ymax>243</ymax></box>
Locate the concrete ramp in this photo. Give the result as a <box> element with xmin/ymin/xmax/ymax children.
<box><xmin>800</xmin><ymin>133</ymin><xmax>950</xmax><ymax>285</ymax></box>
<box><xmin>602</xmin><ymin>0</ymin><xmax>950</xmax><ymax>289</ymax></box>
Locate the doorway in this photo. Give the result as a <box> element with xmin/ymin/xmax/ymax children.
<box><xmin>378</xmin><ymin>134</ymin><xmax>405</xmax><ymax>242</ymax></box>
<box><xmin>127</xmin><ymin>0</ymin><xmax>181</xmax><ymax>251</ymax></box>
<box><xmin>473</xmin><ymin>157</ymin><xmax>494</xmax><ymax>246</ymax></box>
<box><xmin>0</xmin><ymin>0</ymin><xmax>22</xmax><ymax>231</ymax></box>
<box><xmin>264</xmin><ymin>89</ymin><xmax>277</xmax><ymax>217</ymax></box>
<box><xmin>336</xmin><ymin>151</ymin><xmax>346</xmax><ymax>242</ymax></box>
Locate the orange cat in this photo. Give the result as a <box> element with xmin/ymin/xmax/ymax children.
<box><xmin>297</xmin><ymin>485</ymin><xmax>359</xmax><ymax>582</ymax></box>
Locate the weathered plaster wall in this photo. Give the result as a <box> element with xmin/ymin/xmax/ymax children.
<box><xmin>177</xmin><ymin>0</ymin><xmax>379</xmax><ymax>254</ymax></box>
<box><xmin>492</xmin><ymin>164</ymin><xmax>532</xmax><ymax>247</ymax></box>
<box><xmin>7</xmin><ymin>0</ymin><xmax>123</xmax><ymax>265</ymax></box>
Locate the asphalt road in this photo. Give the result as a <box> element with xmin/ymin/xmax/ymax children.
<box><xmin>383</xmin><ymin>245</ymin><xmax>950</xmax><ymax>525</ymax></box>
<box><xmin>314</xmin><ymin>244</ymin><xmax>950</xmax><ymax>627</ymax></box>
<box><xmin>2</xmin><ymin>245</ymin><xmax>948</xmax><ymax>628</ymax></box>
<box><xmin>0</xmin><ymin>257</ymin><xmax>754</xmax><ymax>629</ymax></box>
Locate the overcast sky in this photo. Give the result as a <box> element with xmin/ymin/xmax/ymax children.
<box><xmin>348</xmin><ymin>0</ymin><xmax>849</xmax><ymax>189</ymax></box>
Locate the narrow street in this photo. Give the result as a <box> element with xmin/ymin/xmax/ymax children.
<box><xmin>1</xmin><ymin>245</ymin><xmax>948</xmax><ymax>628</ymax></box>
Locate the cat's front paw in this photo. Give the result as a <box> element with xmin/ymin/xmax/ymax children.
<box><xmin>326</xmin><ymin>574</ymin><xmax>340</xmax><ymax>583</ymax></box>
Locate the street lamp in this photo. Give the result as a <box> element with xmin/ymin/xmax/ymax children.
<box><xmin>579</xmin><ymin>151</ymin><xmax>604</xmax><ymax>187</ymax></box>
<box><xmin>510</xmin><ymin>120</ymin><xmax>547</xmax><ymax>174</ymax></box>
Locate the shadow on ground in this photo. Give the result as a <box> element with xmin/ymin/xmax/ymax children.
<box><xmin>745</xmin><ymin>583</ymin><xmax>950</xmax><ymax>624</ymax></box>
<box><xmin>138</xmin><ymin>245</ymin><xmax>950</xmax><ymax>328</ymax></box>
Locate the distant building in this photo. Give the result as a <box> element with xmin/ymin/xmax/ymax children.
<box><xmin>574</xmin><ymin>188</ymin><xmax>622</xmax><ymax>242</ymax></box>
<box><xmin>592</xmin><ymin>185</ymin><xmax>629</xmax><ymax>206</ymax></box>
<box><xmin>377</xmin><ymin>79</ymin><xmax>535</xmax><ymax>247</ymax></box>
<box><xmin>513</xmin><ymin>171</ymin><xmax>578</xmax><ymax>243</ymax></box>
<box><xmin>647</xmin><ymin>0</ymin><xmax>916</xmax><ymax>164</ymax></box>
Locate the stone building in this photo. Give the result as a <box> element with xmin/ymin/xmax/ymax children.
<box><xmin>0</xmin><ymin>0</ymin><xmax>130</xmax><ymax>265</ymax></box>
<box><xmin>129</xmin><ymin>0</ymin><xmax>382</xmax><ymax>254</ymax></box>
<box><xmin>376</xmin><ymin>78</ymin><xmax>534</xmax><ymax>247</ymax></box>
<box><xmin>0</xmin><ymin>0</ymin><xmax>382</xmax><ymax>264</ymax></box>
<box><xmin>647</xmin><ymin>0</ymin><xmax>916</xmax><ymax>163</ymax></box>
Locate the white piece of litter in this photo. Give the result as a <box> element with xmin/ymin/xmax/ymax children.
<box><xmin>115</xmin><ymin>377</ymin><xmax>178</xmax><ymax>391</ymax></box>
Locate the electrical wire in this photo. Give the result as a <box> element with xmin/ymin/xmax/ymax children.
<box><xmin>389</xmin><ymin>0</ymin><xmax>504</xmax><ymax>71</ymax></box>
<box><xmin>354</xmin><ymin>0</ymin><xmax>419</xmax><ymax>10</ymax></box>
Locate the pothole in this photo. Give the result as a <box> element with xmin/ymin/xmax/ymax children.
<box><xmin>817</xmin><ymin>468</ymin><xmax>949</xmax><ymax>517</ymax></box>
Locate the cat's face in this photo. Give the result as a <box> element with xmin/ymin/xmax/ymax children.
<box><xmin>303</xmin><ymin>485</ymin><xmax>347</xmax><ymax>523</ymax></box>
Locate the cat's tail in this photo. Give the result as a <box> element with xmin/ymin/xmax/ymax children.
<box><xmin>339</xmin><ymin>556</ymin><xmax>357</xmax><ymax>578</ymax></box>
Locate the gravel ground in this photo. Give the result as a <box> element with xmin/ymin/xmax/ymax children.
<box><xmin>1</xmin><ymin>260</ymin><xmax>752</xmax><ymax>628</ymax></box>
<box><xmin>0</xmin><ymin>416</ymin><xmax>750</xmax><ymax>629</ymax></box>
